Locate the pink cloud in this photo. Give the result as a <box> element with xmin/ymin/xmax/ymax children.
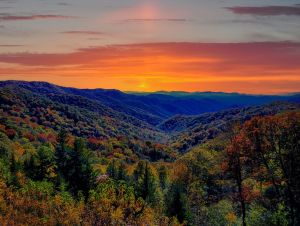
<box><xmin>0</xmin><ymin>45</ymin><xmax>24</xmax><ymax>47</ymax></box>
<box><xmin>123</xmin><ymin>18</ymin><xmax>187</xmax><ymax>22</ymax></box>
<box><xmin>0</xmin><ymin>42</ymin><xmax>298</xmax><ymax>70</ymax></box>
<box><xmin>226</xmin><ymin>5</ymin><xmax>300</xmax><ymax>16</ymax></box>
<box><xmin>62</xmin><ymin>31</ymin><xmax>105</xmax><ymax>35</ymax></box>
<box><xmin>0</xmin><ymin>14</ymin><xmax>77</xmax><ymax>21</ymax></box>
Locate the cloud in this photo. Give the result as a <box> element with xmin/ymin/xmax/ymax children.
<box><xmin>62</xmin><ymin>31</ymin><xmax>105</xmax><ymax>35</ymax></box>
<box><xmin>107</xmin><ymin>1</ymin><xmax>186</xmax><ymax>24</ymax></box>
<box><xmin>0</xmin><ymin>41</ymin><xmax>298</xmax><ymax>68</ymax></box>
<box><xmin>0</xmin><ymin>7</ymin><xmax>13</xmax><ymax>9</ymax></box>
<box><xmin>0</xmin><ymin>0</ymin><xmax>18</xmax><ymax>2</ymax></box>
<box><xmin>57</xmin><ymin>2</ymin><xmax>72</xmax><ymax>6</ymax></box>
<box><xmin>0</xmin><ymin>42</ymin><xmax>299</xmax><ymax>93</ymax></box>
<box><xmin>123</xmin><ymin>18</ymin><xmax>188</xmax><ymax>22</ymax></box>
<box><xmin>0</xmin><ymin>44</ymin><xmax>24</xmax><ymax>47</ymax></box>
<box><xmin>0</xmin><ymin>14</ymin><xmax>77</xmax><ymax>21</ymax></box>
<box><xmin>226</xmin><ymin>5</ymin><xmax>300</xmax><ymax>16</ymax></box>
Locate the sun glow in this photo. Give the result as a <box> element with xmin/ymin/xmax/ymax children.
<box><xmin>138</xmin><ymin>82</ymin><xmax>148</xmax><ymax>89</ymax></box>
<box><xmin>138</xmin><ymin>1</ymin><xmax>159</xmax><ymax>19</ymax></box>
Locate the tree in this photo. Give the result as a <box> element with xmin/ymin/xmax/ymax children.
<box><xmin>167</xmin><ymin>162</ymin><xmax>192</xmax><ymax>224</ymax></box>
<box><xmin>225</xmin><ymin>112</ymin><xmax>300</xmax><ymax>226</ymax></box>
<box><xmin>226</xmin><ymin>132</ymin><xmax>252</xmax><ymax>226</ymax></box>
<box><xmin>133</xmin><ymin>161</ymin><xmax>162</xmax><ymax>208</ymax></box>
<box><xmin>158</xmin><ymin>165</ymin><xmax>169</xmax><ymax>191</ymax></box>
<box><xmin>24</xmin><ymin>145</ymin><xmax>56</xmax><ymax>181</ymax></box>
<box><xmin>55</xmin><ymin>134</ymin><xmax>96</xmax><ymax>197</ymax></box>
<box><xmin>66</xmin><ymin>138</ymin><xmax>96</xmax><ymax>197</ymax></box>
<box><xmin>167</xmin><ymin>181</ymin><xmax>190</xmax><ymax>224</ymax></box>
<box><xmin>55</xmin><ymin>130</ymin><xmax>68</xmax><ymax>183</ymax></box>
<box><xmin>107</xmin><ymin>159</ymin><xmax>118</xmax><ymax>179</ymax></box>
<box><xmin>242</xmin><ymin>112</ymin><xmax>300</xmax><ymax>226</ymax></box>
<box><xmin>118</xmin><ymin>161</ymin><xmax>128</xmax><ymax>181</ymax></box>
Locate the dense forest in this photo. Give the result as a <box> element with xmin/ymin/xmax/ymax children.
<box><xmin>0</xmin><ymin>81</ymin><xmax>299</xmax><ymax>225</ymax></box>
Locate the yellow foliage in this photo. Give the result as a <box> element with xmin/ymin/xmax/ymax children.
<box><xmin>12</xmin><ymin>142</ymin><xmax>25</xmax><ymax>160</ymax></box>
<box><xmin>111</xmin><ymin>207</ymin><xmax>124</xmax><ymax>223</ymax></box>
<box><xmin>225</xmin><ymin>212</ymin><xmax>237</xmax><ymax>226</ymax></box>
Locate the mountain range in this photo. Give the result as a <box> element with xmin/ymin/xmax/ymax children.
<box><xmin>1</xmin><ymin>80</ymin><xmax>299</xmax><ymax>151</ymax></box>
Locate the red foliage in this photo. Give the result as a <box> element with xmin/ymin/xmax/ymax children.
<box><xmin>241</xmin><ymin>185</ymin><xmax>261</xmax><ymax>203</ymax></box>
<box><xmin>47</xmin><ymin>133</ymin><xmax>57</xmax><ymax>144</ymax></box>
<box><xmin>220</xmin><ymin>161</ymin><xmax>229</xmax><ymax>172</ymax></box>
<box><xmin>0</xmin><ymin>124</ymin><xmax>5</xmax><ymax>132</ymax></box>
<box><xmin>88</xmin><ymin>137</ymin><xmax>108</xmax><ymax>150</ymax></box>
<box><xmin>37</xmin><ymin>133</ymin><xmax>48</xmax><ymax>143</ymax></box>
<box><xmin>24</xmin><ymin>132</ymin><xmax>35</xmax><ymax>142</ymax></box>
<box><xmin>6</xmin><ymin>128</ymin><xmax>16</xmax><ymax>139</ymax></box>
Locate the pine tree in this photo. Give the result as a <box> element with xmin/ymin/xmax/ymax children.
<box><xmin>158</xmin><ymin>165</ymin><xmax>169</xmax><ymax>190</ymax></box>
<box><xmin>133</xmin><ymin>161</ymin><xmax>162</xmax><ymax>208</ymax></box>
<box><xmin>107</xmin><ymin>159</ymin><xmax>118</xmax><ymax>179</ymax></box>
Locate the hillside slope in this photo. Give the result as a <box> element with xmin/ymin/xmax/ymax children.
<box><xmin>160</xmin><ymin>102</ymin><xmax>300</xmax><ymax>152</ymax></box>
<box><xmin>1</xmin><ymin>80</ymin><xmax>299</xmax><ymax>151</ymax></box>
<box><xmin>0</xmin><ymin>82</ymin><xmax>165</xmax><ymax>141</ymax></box>
<box><xmin>2</xmin><ymin>80</ymin><xmax>299</xmax><ymax>126</ymax></box>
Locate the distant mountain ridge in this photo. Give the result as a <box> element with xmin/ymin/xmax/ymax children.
<box><xmin>1</xmin><ymin>80</ymin><xmax>300</xmax><ymax>125</ymax></box>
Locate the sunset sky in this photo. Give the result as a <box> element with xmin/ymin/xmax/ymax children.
<box><xmin>0</xmin><ymin>0</ymin><xmax>300</xmax><ymax>94</ymax></box>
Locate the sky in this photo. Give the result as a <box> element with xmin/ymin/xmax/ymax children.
<box><xmin>0</xmin><ymin>0</ymin><xmax>300</xmax><ymax>94</ymax></box>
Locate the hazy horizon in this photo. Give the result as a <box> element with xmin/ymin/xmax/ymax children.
<box><xmin>2</xmin><ymin>79</ymin><xmax>300</xmax><ymax>96</ymax></box>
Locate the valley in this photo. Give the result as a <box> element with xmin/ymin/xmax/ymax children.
<box><xmin>0</xmin><ymin>81</ymin><xmax>299</xmax><ymax>225</ymax></box>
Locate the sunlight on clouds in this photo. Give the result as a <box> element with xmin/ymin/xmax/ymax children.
<box><xmin>0</xmin><ymin>42</ymin><xmax>300</xmax><ymax>94</ymax></box>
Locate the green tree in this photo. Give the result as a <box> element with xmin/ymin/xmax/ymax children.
<box><xmin>133</xmin><ymin>161</ymin><xmax>162</xmax><ymax>208</ymax></box>
<box><xmin>158</xmin><ymin>165</ymin><xmax>169</xmax><ymax>191</ymax></box>
<box><xmin>65</xmin><ymin>138</ymin><xmax>96</xmax><ymax>197</ymax></box>
<box><xmin>24</xmin><ymin>145</ymin><xmax>56</xmax><ymax>181</ymax></box>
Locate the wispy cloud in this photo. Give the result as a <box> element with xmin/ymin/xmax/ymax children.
<box><xmin>62</xmin><ymin>31</ymin><xmax>105</xmax><ymax>35</ymax></box>
<box><xmin>1</xmin><ymin>42</ymin><xmax>299</xmax><ymax>67</ymax></box>
<box><xmin>0</xmin><ymin>6</ymin><xmax>13</xmax><ymax>9</ymax></box>
<box><xmin>226</xmin><ymin>5</ymin><xmax>300</xmax><ymax>16</ymax></box>
<box><xmin>123</xmin><ymin>18</ymin><xmax>188</xmax><ymax>22</ymax></box>
<box><xmin>0</xmin><ymin>14</ymin><xmax>77</xmax><ymax>21</ymax></box>
<box><xmin>0</xmin><ymin>44</ymin><xmax>24</xmax><ymax>47</ymax></box>
<box><xmin>57</xmin><ymin>2</ymin><xmax>72</xmax><ymax>6</ymax></box>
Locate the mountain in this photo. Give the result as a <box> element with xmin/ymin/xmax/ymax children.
<box><xmin>0</xmin><ymin>81</ymin><xmax>165</xmax><ymax>141</ymax></box>
<box><xmin>159</xmin><ymin>102</ymin><xmax>299</xmax><ymax>152</ymax></box>
<box><xmin>1</xmin><ymin>80</ymin><xmax>299</xmax><ymax>126</ymax></box>
<box><xmin>1</xmin><ymin>80</ymin><xmax>299</xmax><ymax>152</ymax></box>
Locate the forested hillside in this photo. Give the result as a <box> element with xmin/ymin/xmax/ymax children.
<box><xmin>0</xmin><ymin>81</ymin><xmax>299</xmax><ymax>225</ymax></box>
<box><xmin>160</xmin><ymin>102</ymin><xmax>299</xmax><ymax>152</ymax></box>
<box><xmin>2</xmin><ymin>81</ymin><xmax>299</xmax><ymax>126</ymax></box>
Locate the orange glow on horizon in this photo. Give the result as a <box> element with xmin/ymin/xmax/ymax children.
<box><xmin>0</xmin><ymin>42</ymin><xmax>300</xmax><ymax>94</ymax></box>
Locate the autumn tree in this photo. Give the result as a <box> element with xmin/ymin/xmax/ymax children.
<box><xmin>242</xmin><ymin>112</ymin><xmax>300</xmax><ymax>226</ymax></box>
<box><xmin>226</xmin><ymin>111</ymin><xmax>300</xmax><ymax>226</ymax></box>
<box><xmin>226</xmin><ymin>132</ymin><xmax>252</xmax><ymax>226</ymax></box>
